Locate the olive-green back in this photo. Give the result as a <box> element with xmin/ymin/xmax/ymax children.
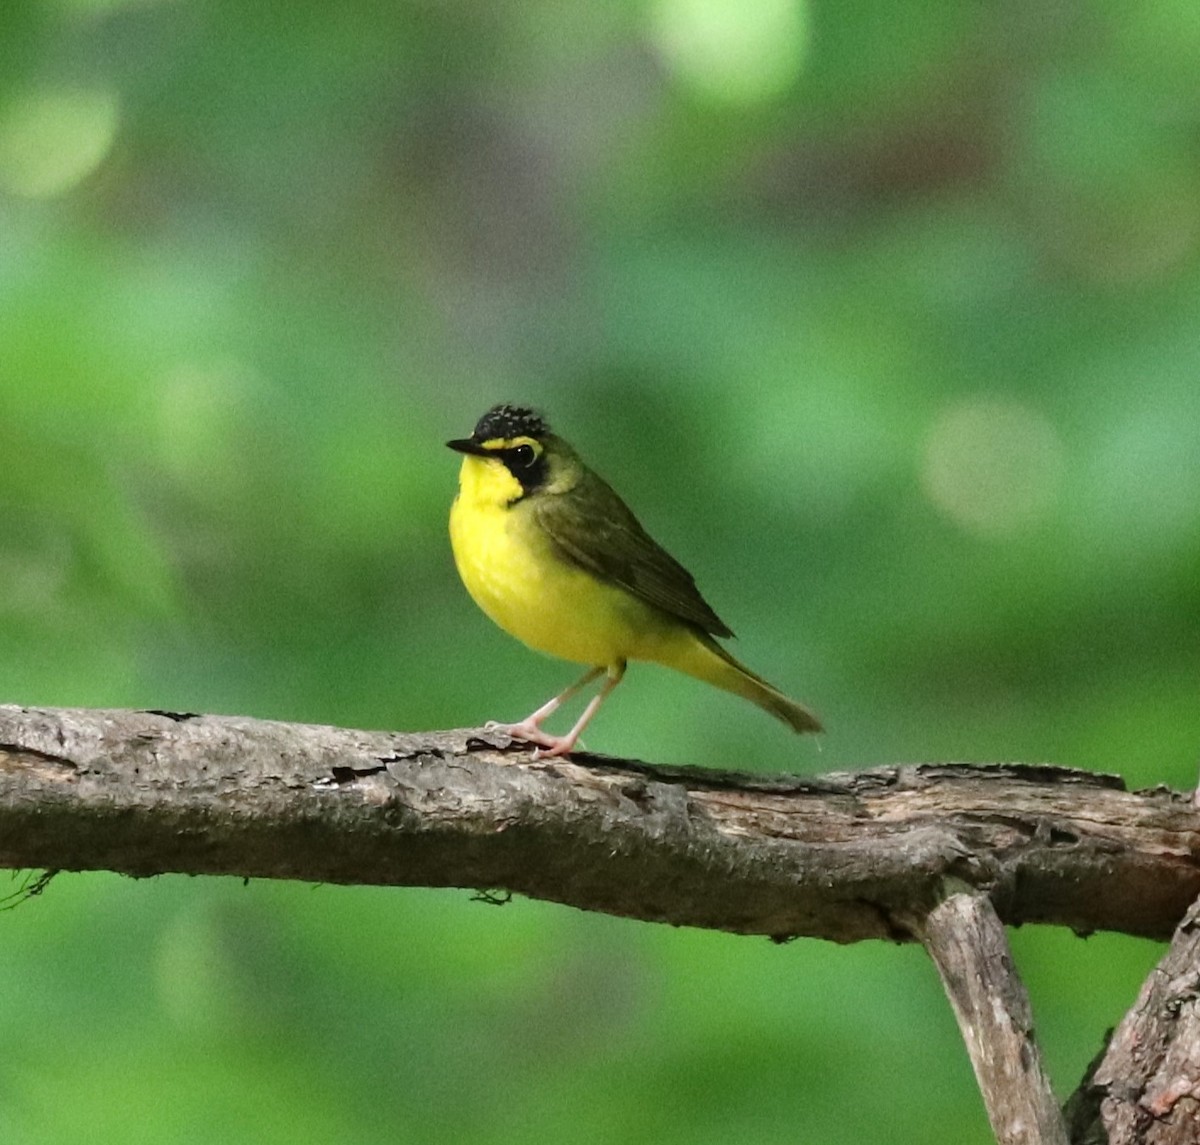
<box><xmin>534</xmin><ymin>465</ymin><xmax>734</xmax><ymax>639</ymax></box>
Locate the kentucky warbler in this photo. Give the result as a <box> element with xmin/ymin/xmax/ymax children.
<box><xmin>447</xmin><ymin>404</ymin><xmax>821</xmax><ymax>756</ymax></box>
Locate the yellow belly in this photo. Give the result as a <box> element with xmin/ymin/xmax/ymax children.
<box><xmin>449</xmin><ymin>493</ymin><xmax>675</xmax><ymax>668</ymax></box>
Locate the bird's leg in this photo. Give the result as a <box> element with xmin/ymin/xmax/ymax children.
<box><xmin>486</xmin><ymin>665</ymin><xmax>605</xmax><ymax>749</ymax></box>
<box><xmin>532</xmin><ymin>660</ymin><xmax>626</xmax><ymax>759</ymax></box>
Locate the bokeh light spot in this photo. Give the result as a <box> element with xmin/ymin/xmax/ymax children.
<box><xmin>650</xmin><ymin>0</ymin><xmax>809</xmax><ymax>105</ymax></box>
<box><xmin>0</xmin><ymin>86</ymin><xmax>120</xmax><ymax>199</ymax></box>
<box><xmin>921</xmin><ymin>397</ymin><xmax>1064</xmax><ymax>537</ymax></box>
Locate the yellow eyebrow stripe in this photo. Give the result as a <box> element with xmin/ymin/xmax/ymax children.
<box><xmin>480</xmin><ymin>436</ymin><xmax>543</xmax><ymax>456</ymax></box>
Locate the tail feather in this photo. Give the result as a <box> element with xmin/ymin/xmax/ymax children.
<box><xmin>675</xmin><ymin>633</ymin><xmax>823</xmax><ymax>734</ymax></box>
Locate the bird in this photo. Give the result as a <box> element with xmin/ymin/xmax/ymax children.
<box><xmin>446</xmin><ymin>403</ymin><xmax>821</xmax><ymax>757</ymax></box>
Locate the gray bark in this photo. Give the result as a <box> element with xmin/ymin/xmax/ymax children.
<box><xmin>5</xmin><ymin>703</ymin><xmax>1200</xmax><ymax>1143</ymax></box>
<box><xmin>1066</xmin><ymin>897</ymin><xmax>1200</xmax><ymax>1143</ymax></box>
<box><xmin>918</xmin><ymin>891</ymin><xmax>1069</xmax><ymax>1145</ymax></box>
<box><xmin>0</xmin><ymin>703</ymin><xmax>1196</xmax><ymax>943</ymax></box>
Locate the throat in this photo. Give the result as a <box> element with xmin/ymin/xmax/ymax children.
<box><xmin>458</xmin><ymin>455</ymin><xmax>525</xmax><ymax>507</ymax></box>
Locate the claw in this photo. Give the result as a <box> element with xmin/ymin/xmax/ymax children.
<box><xmin>483</xmin><ymin>661</ymin><xmax>625</xmax><ymax>761</ymax></box>
<box><xmin>486</xmin><ymin>720</ymin><xmax>562</xmax><ymax>751</ymax></box>
<box><xmin>531</xmin><ymin>736</ymin><xmax>579</xmax><ymax>760</ymax></box>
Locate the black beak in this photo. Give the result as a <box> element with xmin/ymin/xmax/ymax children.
<box><xmin>446</xmin><ymin>438</ymin><xmax>489</xmax><ymax>456</ymax></box>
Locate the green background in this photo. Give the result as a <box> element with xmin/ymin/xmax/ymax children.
<box><xmin>2</xmin><ymin>0</ymin><xmax>1196</xmax><ymax>1140</ymax></box>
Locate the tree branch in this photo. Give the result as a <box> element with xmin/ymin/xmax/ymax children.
<box><xmin>1</xmin><ymin>704</ymin><xmax>1197</xmax><ymax>944</ymax></box>
<box><xmin>917</xmin><ymin>890</ymin><xmax>1068</xmax><ymax>1145</ymax></box>
<box><xmin>1066</xmin><ymin>894</ymin><xmax>1200</xmax><ymax>1143</ymax></box>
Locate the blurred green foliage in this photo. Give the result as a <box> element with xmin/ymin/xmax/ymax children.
<box><xmin>1</xmin><ymin>0</ymin><xmax>1196</xmax><ymax>1140</ymax></box>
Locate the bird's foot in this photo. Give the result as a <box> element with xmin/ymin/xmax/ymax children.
<box><xmin>484</xmin><ymin>719</ymin><xmax>565</xmax><ymax>752</ymax></box>
<box><xmin>530</xmin><ymin>737</ymin><xmax>578</xmax><ymax>760</ymax></box>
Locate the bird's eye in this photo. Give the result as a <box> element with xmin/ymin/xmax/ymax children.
<box><xmin>510</xmin><ymin>444</ymin><xmax>537</xmax><ymax>468</ymax></box>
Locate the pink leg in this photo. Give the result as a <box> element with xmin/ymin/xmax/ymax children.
<box><xmin>532</xmin><ymin>660</ymin><xmax>626</xmax><ymax>759</ymax></box>
<box><xmin>486</xmin><ymin>665</ymin><xmax>605</xmax><ymax>750</ymax></box>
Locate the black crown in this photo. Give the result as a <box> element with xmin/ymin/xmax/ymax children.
<box><xmin>473</xmin><ymin>404</ymin><xmax>549</xmax><ymax>442</ymax></box>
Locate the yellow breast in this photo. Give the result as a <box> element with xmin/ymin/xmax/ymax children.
<box><xmin>448</xmin><ymin>455</ymin><xmax>674</xmax><ymax>668</ymax></box>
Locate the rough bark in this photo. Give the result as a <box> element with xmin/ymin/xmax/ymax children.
<box><xmin>1067</xmin><ymin>896</ymin><xmax>1200</xmax><ymax>1143</ymax></box>
<box><xmin>7</xmin><ymin>702</ymin><xmax>1200</xmax><ymax>1143</ymax></box>
<box><xmin>918</xmin><ymin>891</ymin><xmax>1069</xmax><ymax>1145</ymax></box>
<box><xmin>0</xmin><ymin>704</ymin><xmax>1197</xmax><ymax>944</ymax></box>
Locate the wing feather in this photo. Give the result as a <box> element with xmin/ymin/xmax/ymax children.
<box><xmin>535</xmin><ymin>470</ymin><xmax>734</xmax><ymax>638</ymax></box>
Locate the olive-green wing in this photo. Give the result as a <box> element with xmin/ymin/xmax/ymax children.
<box><xmin>534</xmin><ymin>470</ymin><xmax>734</xmax><ymax>638</ymax></box>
